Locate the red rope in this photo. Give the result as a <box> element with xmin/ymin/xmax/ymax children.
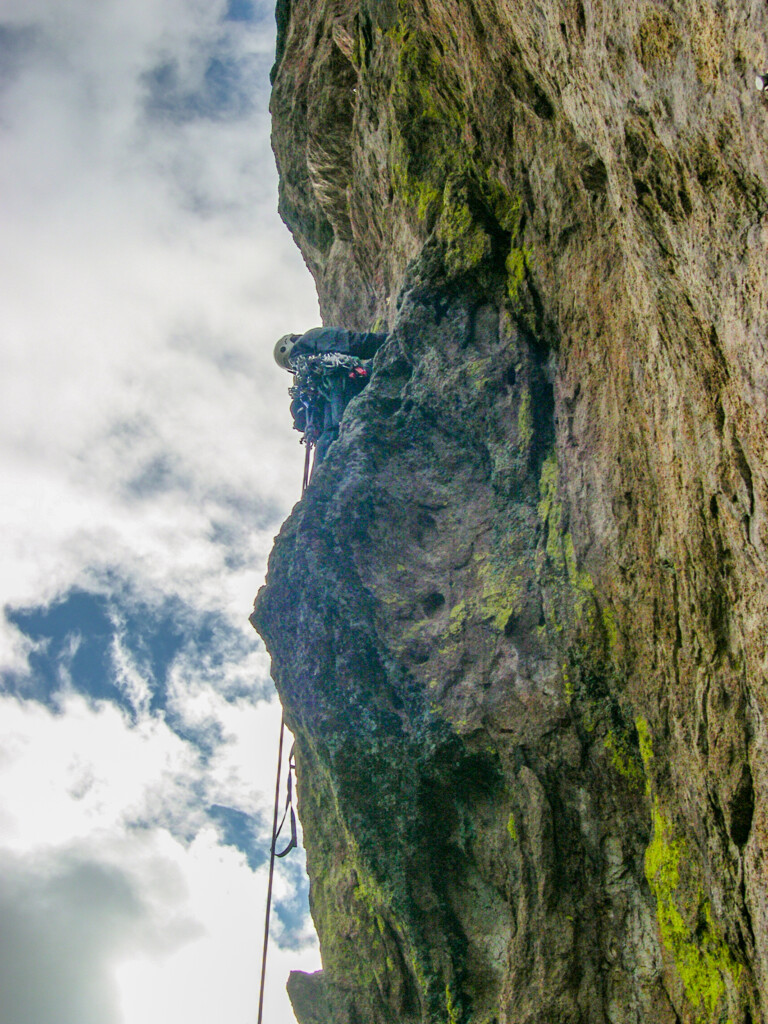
<box><xmin>257</xmin><ymin>712</ymin><xmax>286</xmax><ymax>1024</ymax></box>
<box><xmin>302</xmin><ymin>440</ymin><xmax>314</xmax><ymax>492</ymax></box>
<box><xmin>257</xmin><ymin>453</ymin><xmax>311</xmax><ymax>1022</ymax></box>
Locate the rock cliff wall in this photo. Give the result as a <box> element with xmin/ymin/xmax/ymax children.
<box><xmin>252</xmin><ymin>2</ymin><xmax>768</xmax><ymax>1022</ymax></box>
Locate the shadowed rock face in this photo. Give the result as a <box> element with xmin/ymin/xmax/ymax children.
<box><xmin>252</xmin><ymin>2</ymin><xmax>768</xmax><ymax>1022</ymax></box>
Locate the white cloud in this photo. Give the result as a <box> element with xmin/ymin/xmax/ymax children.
<box><xmin>113</xmin><ymin>829</ymin><xmax>316</xmax><ymax>1024</ymax></box>
<box><xmin>0</xmin><ymin>0</ymin><xmax>324</xmax><ymax>1020</ymax></box>
<box><xmin>0</xmin><ymin>846</ymin><xmax>168</xmax><ymax>1024</ymax></box>
<box><xmin>0</xmin><ymin>0</ymin><xmax>318</xmax><ymax>622</ymax></box>
<box><xmin>110</xmin><ymin>628</ymin><xmax>154</xmax><ymax>715</ymax></box>
<box><xmin>0</xmin><ymin>692</ymin><xmax>321</xmax><ymax>1024</ymax></box>
<box><xmin>0</xmin><ymin>695</ymin><xmax>196</xmax><ymax>849</ymax></box>
<box><xmin>0</xmin><ymin>829</ymin><xmax>312</xmax><ymax>1024</ymax></box>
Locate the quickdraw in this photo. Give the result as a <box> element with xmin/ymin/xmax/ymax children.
<box><xmin>274</xmin><ymin>744</ymin><xmax>297</xmax><ymax>859</ymax></box>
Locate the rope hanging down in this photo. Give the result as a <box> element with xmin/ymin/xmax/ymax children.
<box><xmin>302</xmin><ymin>436</ymin><xmax>313</xmax><ymax>493</ymax></box>
<box><xmin>257</xmin><ymin>717</ymin><xmax>297</xmax><ymax>1024</ymax></box>
<box><xmin>256</xmin><ymin>455</ymin><xmax>307</xmax><ymax>1024</ymax></box>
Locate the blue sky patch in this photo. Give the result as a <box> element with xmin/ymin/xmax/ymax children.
<box><xmin>224</xmin><ymin>0</ymin><xmax>257</xmax><ymax>23</ymax></box>
<box><xmin>142</xmin><ymin>50</ymin><xmax>263</xmax><ymax>124</ymax></box>
<box><xmin>2</xmin><ymin>586</ymin><xmax>268</xmax><ymax>721</ymax></box>
<box><xmin>123</xmin><ymin>453</ymin><xmax>191</xmax><ymax>501</ymax></box>
<box><xmin>208</xmin><ymin>803</ymin><xmax>267</xmax><ymax>870</ymax></box>
<box><xmin>4</xmin><ymin>591</ymin><xmax>121</xmax><ymax>710</ymax></box>
<box><xmin>274</xmin><ymin>858</ymin><xmax>312</xmax><ymax>949</ymax></box>
<box><xmin>0</xmin><ymin>24</ymin><xmax>38</xmax><ymax>91</ymax></box>
<box><xmin>223</xmin><ymin>0</ymin><xmax>275</xmax><ymax>25</ymax></box>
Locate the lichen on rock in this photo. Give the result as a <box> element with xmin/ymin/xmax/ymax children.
<box><xmin>256</xmin><ymin>0</ymin><xmax>768</xmax><ymax>1021</ymax></box>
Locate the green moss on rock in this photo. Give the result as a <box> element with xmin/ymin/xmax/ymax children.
<box><xmin>516</xmin><ymin>386</ymin><xmax>533</xmax><ymax>456</ymax></box>
<box><xmin>603</xmin><ymin>730</ymin><xmax>645</xmax><ymax>791</ymax></box>
<box><xmin>646</xmin><ymin>802</ymin><xmax>742</xmax><ymax>1021</ymax></box>
<box><xmin>637</xmin><ymin>719</ymin><xmax>743</xmax><ymax>1020</ymax></box>
<box><xmin>506</xmin><ymin>245</ymin><xmax>532</xmax><ymax>305</ymax></box>
<box><xmin>635</xmin><ymin>10</ymin><xmax>682</xmax><ymax>70</ymax></box>
<box><xmin>602</xmin><ymin>606</ymin><xmax>619</xmax><ymax>650</ymax></box>
<box><xmin>538</xmin><ymin>451</ymin><xmax>566</xmax><ymax>572</ymax></box>
<box><xmin>636</xmin><ymin>716</ymin><xmax>654</xmax><ymax>777</ymax></box>
<box><xmin>447</xmin><ymin>599</ymin><xmax>467</xmax><ymax>636</ymax></box>
<box><xmin>476</xmin><ymin>555</ymin><xmax>524</xmax><ymax>632</ymax></box>
<box><xmin>437</xmin><ymin>190</ymin><xmax>492</xmax><ymax>277</ymax></box>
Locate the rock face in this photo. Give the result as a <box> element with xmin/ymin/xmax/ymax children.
<box><xmin>252</xmin><ymin>2</ymin><xmax>768</xmax><ymax>1022</ymax></box>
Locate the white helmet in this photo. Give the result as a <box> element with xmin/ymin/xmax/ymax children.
<box><xmin>274</xmin><ymin>333</ymin><xmax>299</xmax><ymax>370</ymax></box>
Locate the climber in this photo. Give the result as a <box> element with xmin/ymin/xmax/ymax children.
<box><xmin>274</xmin><ymin>327</ymin><xmax>388</xmax><ymax>474</ymax></box>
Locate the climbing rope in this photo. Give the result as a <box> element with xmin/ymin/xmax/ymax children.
<box><xmin>302</xmin><ymin>436</ymin><xmax>313</xmax><ymax>492</ymax></box>
<box><xmin>257</xmin><ymin>719</ymin><xmax>298</xmax><ymax>1024</ymax></box>
<box><xmin>256</xmin><ymin>712</ymin><xmax>286</xmax><ymax>1024</ymax></box>
<box><xmin>256</xmin><ymin>456</ymin><xmax>309</xmax><ymax>1024</ymax></box>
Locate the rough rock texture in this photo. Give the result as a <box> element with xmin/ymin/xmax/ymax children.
<box><xmin>252</xmin><ymin>2</ymin><xmax>768</xmax><ymax>1022</ymax></box>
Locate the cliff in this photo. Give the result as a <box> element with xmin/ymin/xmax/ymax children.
<box><xmin>251</xmin><ymin>2</ymin><xmax>768</xmax><ymax>1022</ymax></box>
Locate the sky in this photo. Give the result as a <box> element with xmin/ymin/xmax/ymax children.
<box><xmin>0</xmin><ymin>1</ymin><xmax>322</xmax><ymax>1022</ymax></box>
